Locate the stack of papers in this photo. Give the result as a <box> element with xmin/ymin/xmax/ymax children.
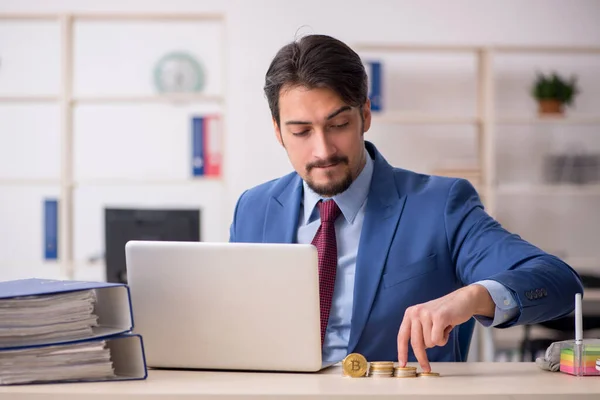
<box><xmin>0</xmin><ymin>289</ymin><xmax>98</xmax><ymax>347</ymax></box>
<box><xmin>0</xmin><ymin>341</ymin><xmax>115</xmax><ymax>385</ymax></box>
<box><xmin>0</xmin><ymin>289</ymin><xmax>115</xmax><ymax>384</ymax></box>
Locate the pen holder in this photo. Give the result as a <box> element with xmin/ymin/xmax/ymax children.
<box><xmin>559</xmin><ymin>339</ymin><xmax>600</xmax><ymax>376</ymax></box>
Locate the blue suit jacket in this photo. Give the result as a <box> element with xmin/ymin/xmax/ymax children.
<box><xmin>229</xmin><ymin>141</ymin><xmax>583</xmax><ymax>362</ymax></box>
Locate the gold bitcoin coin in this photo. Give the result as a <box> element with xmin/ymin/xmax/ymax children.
<box><xmin>342</xmin><ymin>353</ymin><xmax>368</xmax><ymax>378</ymax></box>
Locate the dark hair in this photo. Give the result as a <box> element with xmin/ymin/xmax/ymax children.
<box><xmin>264</xmin><ymin>34</ymin><xmax>368</xmax><ymax>126</ymax></box>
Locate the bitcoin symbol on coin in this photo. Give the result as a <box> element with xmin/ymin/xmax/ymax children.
<box><xmin>342</xmin><ymin>353</ymin><xmax>368</xmax><ymax>378</ymax></box>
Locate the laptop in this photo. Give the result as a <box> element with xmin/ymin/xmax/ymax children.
<box><xmin>125</xmin><ymin>240</ymin><xmax>335</xmax><ymax>372</ymax></box>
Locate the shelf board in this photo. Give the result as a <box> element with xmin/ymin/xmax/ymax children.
<box><xmin>0</xmin><ymin>13</ymin><xmax>60</xmax><ymax>20</ymax></box>
<box><xmin>369</xmin><ymin>112</ymin><xmax>600</xmax><ymax>125</ymax></box>
<box><xmin>73</xmin><ymin>177</ymin><xmax>223</xmax><ymax>187</ymax></box>
<box><xmin>493</xmin><ymin>45</ymin><xmax>600</xmax><ymax>54</ymax></box>
<box><xmin>582</xmin><ymin>289</ymin><xmax>600</xmax><ymax>302</ymax></box>
<box><xmin>497</xmin><ymin>115</ymin><xmax>600</xmax><ymax>125</ymax></box>
<box><xmin>369</xmin><ymin>113</ymin><xmax>600</xmax><ymax>125</ymax></box>
<box><xmin>0</xmin><ymin>96</ymin><xmax>60</xmax><ymax>103</ymax></box>
<box><xmin>0</xmin><ymin>12</ymin><xmax>224</xmax><ymax>22</ymax></box>
<box><xmin>496</xmin><ymin>183</ymin><xmax>600</xmax><ymax>196</ymax></box>
<box><xmin>71</xmin><ymin>13</ymin><xmax>224</xmax><ymax>21</ymax></box>
<box><xmin>71</xmin><ymin>94</ymin><xmax>224</xmax><ymax>105</ymax></box>
<box><xmin>0</xmin><ymin>178</ymin><xmax>61</xmax><ymax>186</ymax></box>
<box><xmin>372</xmin><ymin>112</ymin><xmax>479</xmax><ymax>125</ymax></box>
<box><xmin>353</xmin><ymin>43</ymin><xmax>600</xmax><ymax>54</ymax></box>
<box><xmin>353</xmin><ymin>43</ymin><xmax>480</xmax><ymax>53</ymax></box>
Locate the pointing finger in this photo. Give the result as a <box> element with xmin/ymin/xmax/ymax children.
<box><xmin>397</xmin><ymin>317</ymin><xmax>411</xmax><ymax>366</ymax></box>
<box><xmin>411</xmin><ymin>319</ymin><xmax>431</xmax><ymax>372</ymax></box>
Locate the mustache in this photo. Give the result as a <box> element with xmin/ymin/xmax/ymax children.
<box><xmin>306</xmin><ymin>156</ymin><xmax>349</xmax><ymax>172</ymax></box>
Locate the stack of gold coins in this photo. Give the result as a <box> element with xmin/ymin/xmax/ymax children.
<box><xmin>341</xmin><ymin>353</ymin><xmax>368</xmax><ymax>378</ymax></box>
<box><xmin>393</xmin><ymin>366</ymin><xmax>417</xmax><ymax>378</ymax></box>
<box><xmin>368</xmin><ymin>361</ymin><xmax>394</xmax><ymax>377</ymax></box>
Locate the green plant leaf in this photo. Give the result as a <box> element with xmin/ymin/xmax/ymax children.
<box><xmin>531</xmin><ymin>71</ymin><xmax>579</xmax><ymax>107</ymax></box>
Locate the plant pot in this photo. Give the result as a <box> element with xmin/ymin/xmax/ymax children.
<box><xmin>538</xmin><ymin>99</ymin><xmax>564</xmax><ymax>116</ymax></box>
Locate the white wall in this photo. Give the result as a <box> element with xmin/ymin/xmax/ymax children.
<box><xmin>1</xmin><ymin>0</ymin><xmax>600</xmax><ymax>281</ymax></box>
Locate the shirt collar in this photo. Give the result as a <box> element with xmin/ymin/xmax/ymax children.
<box><xmin>302</xmin><ymin>147</ymin><xmax>374</xmax><ymax>225</ymax></box>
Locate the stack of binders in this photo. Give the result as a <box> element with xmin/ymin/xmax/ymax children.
<box><xmin>0</xmin><ymin>278</ymin><xmax>147</xmax><ymax>385</ymax></box>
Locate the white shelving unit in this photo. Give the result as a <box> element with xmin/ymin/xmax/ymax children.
<box><xmin>357</xmin><ymin>44</ymin><xmax>600</xmax><ymax>207</ymax></box>
<box><xmin>0</xmin><ymin>12</ymin><xmax>227</xmax><ymax>281</ymax></box>
<box><xmin>354</xmin><ymin>42</ymin><xmax>600</xmax><ymax>362</ymax></box>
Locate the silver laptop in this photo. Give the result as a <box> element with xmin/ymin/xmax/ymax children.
<box><xmin>125</xmin><ymin>240</ymin><xmax>334</xmax><ymax>372</ymax></box>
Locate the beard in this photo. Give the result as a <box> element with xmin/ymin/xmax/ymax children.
<box><xmin>304</xmin><ymin>155</ymin><xmax>353</xmax><ymax>197</ymax></box>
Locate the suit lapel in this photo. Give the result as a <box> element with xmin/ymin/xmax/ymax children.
<box><xmin>347</xmin><ymin>148</ymin><xmax>406</xmax><ymax>353</ymax></box>
<box><xmin>263</xmin><ymin>174</ymin><xmax>303</xmax><ymax>243</ymax></box>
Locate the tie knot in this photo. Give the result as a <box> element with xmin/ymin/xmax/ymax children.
<box><xmin>317</xmin><ymin>200</ymin><xmax>341</xmax><ymax>222</ymax></box>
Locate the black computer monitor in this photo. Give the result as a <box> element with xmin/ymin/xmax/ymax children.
<box><xmin>104</xmin><ymin>208</ymin><xmax>201</xmax><ymax>283</ymax></box>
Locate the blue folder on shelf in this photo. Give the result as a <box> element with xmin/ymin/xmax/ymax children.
<box><xmin>0</xmin><ymin>278</ymin><xmax>147</xmax><ymax>384</ymax></box>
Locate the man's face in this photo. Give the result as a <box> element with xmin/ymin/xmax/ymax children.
<box><xmin>274</xmin><ymin>86</ymin><xmax>371</xmax><ymax>197</ymax></box>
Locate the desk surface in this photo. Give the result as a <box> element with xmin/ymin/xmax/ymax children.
<box><xmin>1</xmin><ymin>363</ymin><xmax>599</xmax><ymax>399</ymax></box>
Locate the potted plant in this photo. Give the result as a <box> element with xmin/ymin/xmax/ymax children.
<box><xmin>531</xmin><ymin>72</ymin><xmax>579</xmax><ymax>116</ymax></box>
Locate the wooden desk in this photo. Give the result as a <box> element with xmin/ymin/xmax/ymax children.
<box><xmin>1</xmin><ymin>363</ymin><xmax>599</xmax><ymax>399</ymax></box>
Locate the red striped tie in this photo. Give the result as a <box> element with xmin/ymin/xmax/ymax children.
<box><xmin>311</xmin><ymin>200</ymin><xmax>341</xmax><ymax>346</ymax></box>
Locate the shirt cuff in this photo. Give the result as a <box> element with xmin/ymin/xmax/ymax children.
<box><xmin>471</xmin><ymin>279</ymin><xmax>520</xmax><ymax>327</ymax></box>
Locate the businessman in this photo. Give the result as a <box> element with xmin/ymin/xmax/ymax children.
<box><xmin>229</xmin><ymin>34</ymin><xmax>584</xmax><ymax>371</ymax></box>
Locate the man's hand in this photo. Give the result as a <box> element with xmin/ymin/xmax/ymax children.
<box><xmin>397</xmin><ymin>284</ymin><xmax>495</xmax><ymax>372</ymax></box>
